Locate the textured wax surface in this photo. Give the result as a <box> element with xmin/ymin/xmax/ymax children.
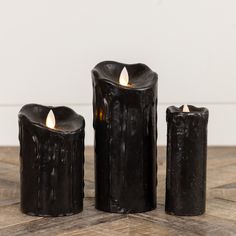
<box><xmin>165</xmin><ymin>105</ymin><xmax>209</xmax><ymax>216</ymax></box>
<box><xmin>92</xmin><ymin>61</ymin><xmax>157</xmax><ymax>89</ymax></box>
<box><xmin>18</xmin><ymin>104</ymin><xmax>85</xmax><ymax>216</ymax></box>
<box><xmin>19</xmin><ymin>104</ymin><xmax>84</xmax><ymax>132</ymax></box>
<box><xmin>92</xmin><ymin>61</ymin><xmax>158</xmax><ymax>213</ymax></box>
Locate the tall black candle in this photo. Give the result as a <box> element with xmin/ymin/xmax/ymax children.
<box><xmin>18</xmin><ymin>104</ymin><xmax>85</xmax><ymax>216</ymax></box>
<box><xmin>92</xmin><ymin>61</ymin><xmax>158</xmax><ymax>213</ymax></box>
<box><xmin>165</xmin><ymin>105</ymin><xmax>209</xmax><ymax>216</ymax></box>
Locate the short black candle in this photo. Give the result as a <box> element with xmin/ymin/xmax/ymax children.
<box><xmin>92</xmin><ymin>61</ymin><xmax>158</xmax><ymax>213</ymax></box>
<box><xmin>18</xmin><ymin>104</ymin><xmax>85</xmax><ymax>216</ymax></box>
<box><xmin>165</xmin><ymin>105</ymin><xmax>209</xmax><ymax>216</ymax></box>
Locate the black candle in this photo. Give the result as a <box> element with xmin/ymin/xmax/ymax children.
<box><xmin>92</xmin><ymin>61</ymin><xmax>158</xmax><ymax>213</ymax></box>
<box><xmin>165</xmin><ymin>105</ymin><xmax>209</xmax><ymax>216</ymax></box>
<box><xmin>18</xmin><ymin>104</ymin><xmax>85</xmax><ymax>216</ymax></box>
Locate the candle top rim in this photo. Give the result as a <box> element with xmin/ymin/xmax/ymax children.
<box><xmin>92</xmin><ymin>61</ymin><xmax>158</xmax><ymax>90</ymax></box>
<box><xmin>167</xmin><ymin>105</ymin><xmax>209</xmax><ymax>115</ymax></box>
<box><xmin>19</xmin><ymin>104</ymin><xmax>85</xmax><ymax>133</ymax></box>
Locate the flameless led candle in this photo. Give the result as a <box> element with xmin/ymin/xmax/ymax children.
<box><xmin>165</xmin><ymin>104</ymin><xmax>209</xmax><ymax>216</ymax></box>
<box><xmin>18</xmin><ymin>104</ymin><xmax>85</xmax><ymax>216</ymax></box>
<box><xmin>92</xmin><ymin>61</ymin><xmax>158</xmax><ymax>213</ymax></box>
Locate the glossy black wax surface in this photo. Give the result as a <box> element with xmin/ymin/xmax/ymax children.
<box><xmin>19</xmin><ymin>104</ymin><xmax>84</xmax><ymax>132</ymax></box>
<box><xmin>165</xmin><ymin>105</ymin><xmax>209</xmax><ymax>216</ymax></box>
<box><xmin>92</xmin><ymin>61</ymin><xmax>157</xmax><ymax>89</ymax></box>
<box><xmin>18</xmin><ymin>104</ymin><xmax>85</xmax><ymax>216</ymax></box>
<box><xmin>92</xmin><ymin>61</ymin><xmax>158</xmax><ymax>213</ymax></box>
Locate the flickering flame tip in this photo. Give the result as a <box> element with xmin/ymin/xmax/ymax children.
<box><xmin>183</xmin><ymin>104</ymin><xmax>190</xmax><ymax>113</ymax></box>
<box><xmin>46</xmin><ymin>109</ymin><xmax>56</xmax><ymax>129</ymax></box>
<box><xmin>119</xmin><ymin>67</ymin><xmax>129</xmax><ymax>86</ymax></box>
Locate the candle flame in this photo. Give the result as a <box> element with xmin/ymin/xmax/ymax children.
<box><xmin>46</xmin><ymin>109</ymin><xmax>56</xmax><ymax>129</ymax></box>
<box><xmin>183</xmin><ymin>104</ymin><xmax>190</xmax><ymax>112</ymax></box>
<box><xmin>119</xmin><ymin>67</ymin><xmax>129</xmax><ymax>86</ymax></box>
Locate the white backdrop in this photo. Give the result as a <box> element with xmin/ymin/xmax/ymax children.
<box><xmin>0</xmin><ymin>0</ymin><xmax>235</xmax><ymax>146</ymax></box>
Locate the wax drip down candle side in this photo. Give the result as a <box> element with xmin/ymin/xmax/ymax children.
<box><xmin>92</xmin><ymin>61</ymin><xmax>158</xmax><ymax>213</ymax></box>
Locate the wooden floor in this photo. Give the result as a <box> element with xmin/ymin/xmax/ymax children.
<box><xmin>0</xmin><ymin>147</ymin><xmax>236</xmax><ymax>235</ymax></box>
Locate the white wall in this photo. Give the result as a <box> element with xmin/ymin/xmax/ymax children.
<box><xmin>0</xmin><ymin>0</ymin><xmax>236</xmax><ymax>146</ymax></box>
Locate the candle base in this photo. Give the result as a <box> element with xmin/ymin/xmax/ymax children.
<box><xmin>21</xmin><ymin>208</ymin><xmax>83</xmax><ymax>217</ymax></box>
<box><xmin>96</xmin><ymin>204</ymin><xmax>156</xmax><ymax>214</ymax></box>
<box><xmin>165</xmin><ymin>209</ymin><xmax>205</xmax><ymax>217</ymax></box>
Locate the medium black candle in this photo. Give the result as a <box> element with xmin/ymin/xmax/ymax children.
<box><xmin>92</xmin><ymin>61</ymin><xmax>158</xmax><ymax>213</ymax></box>
<box><xmin>18</xmin><ymin>104</ymin><xmax>85</xmax><ymax>216</ymax></box>
<box><xmin>165</xmin><ymin>105</ymin><xmax>209</xmax><ymax>216</ymax></box>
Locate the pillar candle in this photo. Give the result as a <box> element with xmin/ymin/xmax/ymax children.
<box><xmin>92</xmin><ymin>61</ymin><xmax>158</xmax><ymax>213</ymax></box>
<box><xmin>165</xmin><ymin>105</ymin><xmax>209</xmax><ymax>216</ymax></box>
<box><xmin>18</xmin><ymin>104</ymin><xmax>85</xmax><ymax>216</ymax></box>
